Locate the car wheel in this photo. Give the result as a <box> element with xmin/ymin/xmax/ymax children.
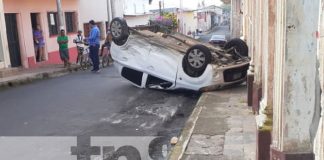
<box><xmin>110</xmin><ymin>17</ymin><xmax>129</xmax><ymax>45</ymax></box>
<box><xmin>183</xmin><ymin>44</ymin><xmax>212</xmax><ymax>77</ymax></box>
<box><xmin>224</xmin><ymin>38</ymin><xmax>248</xmax><ymax>57</ymax></box>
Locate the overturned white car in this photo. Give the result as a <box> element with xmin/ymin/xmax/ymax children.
<box><xmin>110</xmin><ymin>18</ymin><xmax>250</xmax><ymax>92</ymax></box>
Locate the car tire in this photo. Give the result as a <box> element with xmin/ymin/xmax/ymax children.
<box><xmin>110</xmin><ymin>17</ymin><xmax>129</xmax><ymax>45</ymax></box>
<box><xmin>224</xmin><ymin>38</ymin><xmax>249</xmax><ymax>57</ymax></box>
<box><xmin>183</xmin><ymin>44</ymin><xmax>212</xmax><ymax>77</ymax></box>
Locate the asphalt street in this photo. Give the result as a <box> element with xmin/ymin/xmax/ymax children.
<box><xmin>0</xmin><ymin>66</ymin><xmax>199</xmax><ymax>137</ymax></box>
<box><xmin>0</xmin><ymin>26</ymin><xmax>229</xmax><ymax>159</ymax></box>
<box><xmin>199</xmin><ymin>25</ymin><xmax>231</xmax><ymax>43</ymax></box>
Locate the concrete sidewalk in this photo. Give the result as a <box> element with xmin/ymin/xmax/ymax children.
<box><xmin>169</xmin><ymin>85</ymin><xmax>256</xmax><ymax>160</ymax></box>
<box><xmin>0</xmin><ymin>64</ymin><xmax>80</xmax><ymax>89</ymax></box>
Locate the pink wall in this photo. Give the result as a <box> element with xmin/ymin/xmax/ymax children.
<box><xmin>3</xmin><ymin>0</ymin><xmax>79</xmax><ymax>68</ymax></box>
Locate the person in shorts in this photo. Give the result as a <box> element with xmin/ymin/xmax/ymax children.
<box><xmin>57</xmin><ymin>29</ymin><xmax>71</xmax><ymax>67</ymax></box>
<box><xmin>33</xmin><ymin>25</ymin><xmax>45</xmax><ymax>62</ymax></box>
<box><xmin>100</xmin><ymin>30</ymin><xmax>112</xmax><ymax>56</ymax></box>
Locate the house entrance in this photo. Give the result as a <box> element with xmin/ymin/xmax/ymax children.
<box><xmin>31</xmin><ymin>13</ymin><xmax>44</xmax><ymax>62</ymax></box>
<box><xmin>5</xmin><ymin>13</ymin><xmax>21</xmax><ymax>67</ymax></box>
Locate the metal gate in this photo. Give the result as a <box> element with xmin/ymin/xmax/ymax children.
<box><xmin>5</xmin><ymin>13</ymin><xmax>21</xmax><ymax>67</ymax></box>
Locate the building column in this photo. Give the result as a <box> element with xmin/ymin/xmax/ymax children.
<box><xmin>231</xmin><ymin>0</ymin><xmax>241</xmax><ymax>38</ymax></box>
<box><xmin>247</xmin><ymin>0</ymin><xmax>255</xmax><ymax>108</ymax></box>
<box><xmin>271</xmin><ymin>0</ymin><xmax>320</xmax><ymax>159</ymax></box>
<box><xmin>0</xmin><ymin>0</ymin><xmax>10</xmax><ymax>68</ymax></box>
<box><xmin>252</xmin><ymin>0</ymin><xmax>262</xmax><ymax>113</ymax></box>
<box><xmin>255</xmin><ymin>1</ymin><xmax>277</xmax><ymax>160</ymax></box>
<box><xmin>314</xmin><ymin>1</ymin><xmax>324</xmax><ymax>159</ymax></box>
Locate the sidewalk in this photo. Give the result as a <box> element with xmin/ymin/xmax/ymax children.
<box><xmin>169</xmin><ymin>85</ymin><xmax>256</xmax><ymax>160</ymax></box>
<box><xmin>0</xmin><ymin>64</ymin><xmax>80</xmax><ymax>89</ymax></box>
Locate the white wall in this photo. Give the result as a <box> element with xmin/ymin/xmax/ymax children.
<box><xmin>124</xmin><ymin>0</ymin><xmax>149</xmax><ymax>15</ymax></box>
<box><xmin>0</xmin><ymin>0</ymin><xmax>11</xmax><ymax>68</ymax></box>
<box><xmin>124</xmin><ymin>15</ymin><xmax>150</xmax><ymax>27</ymax></box>
<box><xmin>78</xmin><ymin>0</ymin><xmax>108</xmax><ymax>29</ymax></box>
<box><xmin>180</xmin><ymin>11</ymin><xmax>197</xmax><ymax>35</ymax></box>
<box><xmin>111</xmin><ymin>0</ymin><xmax>124</xmax><ymax>18</ymax></box>
<box><xmin>197</xmin><ymin>12</ymin><xmax>212</xmax><ymax>32</ymax></box>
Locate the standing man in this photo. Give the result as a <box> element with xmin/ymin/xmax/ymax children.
<box><xmin>57</xmin><ymin>29</ymin><xmax>70</xmax><ymax>67</ymax></box>
<box><xmin>88</xmin><ymin>20</ymin><xmax>101</xmax><ymax>72</ymax></box>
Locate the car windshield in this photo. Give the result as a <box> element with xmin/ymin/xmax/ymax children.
<box><xmin>210</xmin><ymin>35</ymin><xmax>226</xmax><ymax>40</ymax></box>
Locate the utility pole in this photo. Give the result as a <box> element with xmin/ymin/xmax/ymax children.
<box><xmin>179</xmin><ymin>0</ymin><xmax>183</xmax><ymax>34</ymax></box>
<box><xmin>56</xmin><ymin>0</ymin><xmax>64</xmax><ymax>30</ymax></box>
<box><xmin>110</xmin><ymin>0</ymin><xmax>115</xmax><ymax>18</ymax></box>
<box><xmin>159</xmin><ymin>0</ymin><xmax>162</xmax><ymax>16</ymax></box>
<box><xmin>107</xmin><ymin>0</ymin><xmax>112</xmax><ymax>23</ymax></box>
<box><xmin>162</xmin><ymin>0</ymin><xmax>165</xmax><ymax>9</ymax></box>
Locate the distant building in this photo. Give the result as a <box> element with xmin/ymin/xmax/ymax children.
<box><xmin>197</xmin><ymin>5</ymin><xmax>224</xmax><ymax>32</ymax></box>
<box><xmin>150</xmin><ymin>8</ymin><xmax>197</xmax><ymax>35</ymax></box>
<box><xmin>123</xmin><ymin>0</ymin><xmax>152</xmax><ymax>27</ymax></box>
<box><xmin>107</xmin><ymin>0</ymin><xmax>153</xmax><ymax>27</ymax></box>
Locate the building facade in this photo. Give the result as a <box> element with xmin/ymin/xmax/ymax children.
<box><xmin>78</xmin><ymin>0</ymin><xmax>108</xmax><ymax>40</ymax></box>
<box><xmin>150</xmin><ymin>8</ymin><xmax>197</xmax><ymax>36</ymax></box>
<box><xmin>197</xmin><ymin>5</ymin><xmax>224</xmax><ymax>32</ymax></box>
<box><xmin>0</xmin><ymin>0</ymin><xmax>9</xmax><ymax>69</ymax></box>
<box><xmin>231</xmin><ymin>0</ymin><xmax>242</xmax><ymax>38</ymax></box>
<box><xmin>242</xmin><ymin>0</ymin><xmax>324</xmax><ymax>159</ymax></box>
<box><xmin>1</xmin><ymin>0</ymin><xmax>79</xmax><ymax>68</ymax></box>
<box><xmin>123</xmin><ymin>0</ymin><xmax>152</xmax><ymax>27</ymax></box>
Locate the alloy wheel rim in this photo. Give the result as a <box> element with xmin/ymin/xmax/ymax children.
<box><xmin>111</xmin><ymin>21</ymin><xmax>122</xmax><ymax>38</ymax></box>
<box><xmin>188</xmin><ymin>49</ymin><xmax>206</xmax><ymax>68</ymax></box>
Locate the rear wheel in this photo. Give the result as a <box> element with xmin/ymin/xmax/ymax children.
<box><xmin>224</xmin><ymin>38</ymin><xmax>249</xmax><ymax>57</ymax></box>
<box><xmin>110</xmin><ymin>17</ymin><xmax>129</xmax><ymax>46</ymax></box>
<box><xmin>182</xmin><ymin>45</ymin><xmax>212</xmax><ymax>77</ymax></box>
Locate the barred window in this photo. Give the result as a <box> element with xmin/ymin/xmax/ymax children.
<box><xmin>65</xmin><ymin>12</ymin><xmax>77</xmax><ymax>33</ymax></box>
<box><xmin>47</xmin><ymin>12</ymin><xmax>58</xmax><ymax>36</ymax></box>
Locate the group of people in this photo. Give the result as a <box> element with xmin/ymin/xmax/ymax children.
<box><xmin>34</xmin><ymin>20</ymin><xmax>111</xmax><ymax>72</ymax></box>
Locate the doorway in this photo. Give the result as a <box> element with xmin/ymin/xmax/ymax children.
<box><xmin>5</xmin><ymin>13</ymin><xmax>21</xmax><ymax>67</ymax></box>
<box><xmin>31</xmin><ymin>13</ymin><xmax>43</xmax><ymax>62</ymax></box>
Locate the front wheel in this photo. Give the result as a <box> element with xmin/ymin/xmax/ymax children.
<box><xmin>182</xmin><ymin>44</ymin><xmax>212</xmax><ymax>77</ymax></box>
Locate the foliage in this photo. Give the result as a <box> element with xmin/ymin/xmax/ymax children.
<box><xmin>151</xmin><ymin>12</ymin><xmax>178</xmax><ymax>30</ymax></box>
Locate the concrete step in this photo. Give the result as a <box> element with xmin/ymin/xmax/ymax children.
<box><xmin>0</xmin><ymin>67</ymin><xmax>24</xmax><ymax>78</ymax></box>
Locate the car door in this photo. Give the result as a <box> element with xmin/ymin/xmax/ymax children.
<box><xmin>144</xmin><ymin>44</ymin><xmax>182</xmax><ymax>89</ymax></box>
<box><xmin>111</xmin><ymin>35</ymin><xmax>152</xmax><ymax>88</ymax></box>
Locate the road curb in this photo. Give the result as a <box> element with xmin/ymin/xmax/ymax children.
<box><xmin>168</xmin><ymin>93</ymin><xmax>209</xmax><ymax>160</ymax></box>
<box><xmin>0</xmin><ymin>66</ymin><xmax>80</xmax><ymax>89</ymax></box>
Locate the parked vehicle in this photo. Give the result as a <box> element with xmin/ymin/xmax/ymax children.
<box><xmin>209</xmin><ymin>34</ymin><xmax>227</xmax><ymax>47</ymax></box>
<box><xmin>110</xmin><ymin>17</ymin><xmax>250</xmax><ymax>91</ymax></box>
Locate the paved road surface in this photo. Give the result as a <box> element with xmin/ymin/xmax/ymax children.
<box><xmin>0</xmin><ymin>66</ymin><xmax>199</xmax><ymax>137</ymax></box>
<box><xmin>199</xmin><ymin>25</ymin><xmax>231</xmax><ymax>43</ymax></box>
<box><xmin>0</xmin><ymin>26</ymin><xmax>230</xmax><ymax>159</ymax></box>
